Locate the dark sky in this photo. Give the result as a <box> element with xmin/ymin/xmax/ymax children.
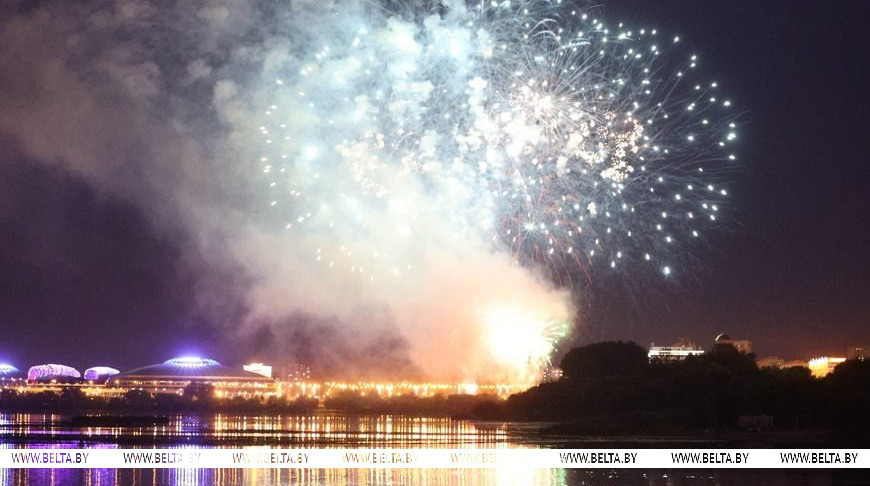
<box><xmin>1</xmin><ymin>0</ymin><xmax>869</xmax><ymax>372</ymax></box>
<box><xmin>590</xmin><ymin>0</ymin><xmax>870</xmax><ymax>358</ymax></box>
<box><xmin>0</xmin><ymin>143</ymin><xmax>221</xmax><ymax>369</ymax></box>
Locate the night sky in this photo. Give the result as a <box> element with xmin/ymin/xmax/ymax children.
<box><xmin>1</xmin><ymin>0</ymin><xmax>869</xmax><ymax>373</ymax></box>
<box><xmin>596</xmin><ymin>0</ymin><xmax>870</xmax><ymax>358</ymax></box>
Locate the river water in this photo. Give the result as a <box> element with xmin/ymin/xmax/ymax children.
<box><xmin>0</xmin><ymin>413</ymin><xmax>853</xmax><ymax>485</ymax></box>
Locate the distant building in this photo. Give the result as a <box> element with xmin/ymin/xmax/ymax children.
<box><xmin>807</xmin><ymin>356</ymin><xmax>846</xmax><ymax>378</ymax></box>
<box><xmin>540</xmin><ymin>365</ymin><xmax>563</xmax><ymax>382</ymax></box>
<box><xmin>27</xmin><ymin>364</ymin><xmax>81</xmax><ymax>383</ymax></box>
<box><xmin>648</xmin><ymin>338</ymin><xmax>705</xmax><ymax>362</ymax></box>
<box><xmin>109</xmin><ymin>357</ymin><xmax>277</xmax><ymax>398</ymax></box>
<box><xmin>713</xmin><ymin>333</ymin><xmax>752</xmax><ymax>354</ymax></box>
<box><xmin>757</xmin><ymin>357</ymin><xmax>810</xmax><ymax>370</ymax></box>
<box><xmin>781</xmin><ymin>359</ymin><xmax>810</xmax><ymax>370</ymax></box>
<box><xmin>847</xmin><ymin>346</ymin><xmax>867</xmax><ymax>361</ymax></box>
<box><xmin>0</xmin><ymin>364</ymin><xmax>24</xmax><ymax>382</ymax></box>
<box><xmin>756</xmin><ymin>356</ymin><xmax>784</xmax><ymax>369</ymax></box>
<box><xmin>286</xmin><ymin>363</ymin><xmax>312</xmax><ymax>381</ymax></box>
<box><xmin>83</xmin><ymin>366</ymin><xmax>120</xmax><ymax>382</ymax></box>
<box><xmin>243</xmin><ymin>363</ymin><xmax>273</xmax><ymax>378</ymax></box>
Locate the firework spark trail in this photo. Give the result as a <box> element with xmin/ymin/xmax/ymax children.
<box><xmin>250</xmin><ymin>0</ymin><xmax>736</xmax><ymax>383</ymax></box>
<box><xmin>0</xmin><ymin>0</ymin><xmax>738</xmax><ymax>384</ymax></box>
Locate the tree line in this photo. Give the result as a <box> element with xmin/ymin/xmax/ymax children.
<box><xmin>492</xmin><ymin>341</ymin><xmax>870</xmax><ymax>443</ymax></box>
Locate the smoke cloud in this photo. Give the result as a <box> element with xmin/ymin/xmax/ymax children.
<box><xmin>0</xmin><ymin>0</ymin><xmax>574</xmax><ymax>381</ymax></box>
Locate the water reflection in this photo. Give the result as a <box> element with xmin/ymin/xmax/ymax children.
<box><xmin>0</xmin><ymin>468</ymin><xmax>845</xmax><ymax>486</ymax></box>
<box><xmin>0</xmin><ymin>414</ymin><xmax>847</xmax><ymax>486</ymax></box>
<box><xmin>0</xmin><ymin>413</ymin><xmax>512</xmax><ymax>447</ymax></box>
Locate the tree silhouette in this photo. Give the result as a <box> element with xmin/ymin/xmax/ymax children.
<box><xmin>560</xmin><ymin>341</ymin><xmax>648</xmax><ymax>379</ymax></box>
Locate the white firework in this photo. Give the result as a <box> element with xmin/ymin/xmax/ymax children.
<box><xmin>255</xmin><ymin>0</ymin><xmax>738</xmax><ymax>381</ymax></box>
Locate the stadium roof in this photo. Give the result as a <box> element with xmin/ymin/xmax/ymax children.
<box><xmin>111</xmin><ymin>357</ymin><xmax>273</xmax><ymax>382</ymax></box>
<box><xmin>84</xmin><ymin>366</ymin><xmax>120</xmax><ymax>380</ymax></box>
<box><xmin>0</xmin><ymin>364</ymin><xmax>24</xmax><ymax>379</ymax></box>
<box><xmin>27</xmin><ymin>364</ymin><xmax>81</xmax><ymax>381</ymax></box>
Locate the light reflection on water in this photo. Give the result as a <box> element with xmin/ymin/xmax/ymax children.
<box><xmin>1</xmin><ymin>468</ymin><xmax>845</xmax><ymax>486</ymax></box>
<box><xmin>6</xmin><ymin>468</ymin><xmax>567</xmax><ymax>486</ymax></box>
<box><xmin>0</xmin><ymin>414</ymin><xmax>847</xmax><ymax>485</ymax></box>
<box><xmin>0</xmin><ymin>412</ymin><xmax>513</xmax><ymax>447</ymax></box>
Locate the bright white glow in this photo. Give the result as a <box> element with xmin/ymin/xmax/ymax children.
<box><xmin>165</xmin><ymin>357</ymin><xmax>219</xmax><ymax>367</ymax></box>
<box><xmin>480</xmin><ymin>303</ymin><xmax>568</xmax><ymax>382</ymax></box>
<box><xmin>244</xmin><ymin>0</ymin><xmax>740</xmax><ymax>381</ymax></box>
<box><xmin>0</xmin><ymin>364</ymin><xmax>18</xmax><ymax>373</ymax></box>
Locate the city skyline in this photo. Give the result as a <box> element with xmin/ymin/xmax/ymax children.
<box><xmin>2</xmin><ymin>333</ymin><xmax>865</xmax><ymax>378</ymax></box>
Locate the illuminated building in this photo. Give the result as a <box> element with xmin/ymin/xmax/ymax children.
<box><xmin>243</xmin><ymin>363</ymin><xmax>272</xmax><ymax>378</ymax></box>
<box><xmin>27</xmin><ymin>364</ymin><xmax>81</xmax><ymax>383</ymax></box>
<box><xmin>757</xmin><ymin>357</ymin><xmax>810</xmax><ymax>370</ymax></box>
<box><xmin>0</xmin><ymin>364</ymin><xmax>24</xmax><ymax>382</ymax></box>
<box><xmin>648</xmin><ymin>339</ymin><xmax>705</xmax><ymax>362</ymax></box>
<box><xmin>83</xmin><ymin>366</ymin><xmax>120</xmax><ymax>382</ymax></box>
<box><xmin>286</xmin><ymin>363</ymin><xmax>311</xmax><ymax>381</ymax></box>
<box><xmin>781</xmin><ymin>359</ymin><xmax>810</xmax><ymax>369</ymax></box>
<box><xmin>713</xmin><ymin>333</ymin><xmax>752</xmax><ymax>354</ymax></box>
<box><xmin>807</xmin><ymin>356</ymin><xmax>846</xmax><ymax>378</ymax></box>
<box><xmin>540</xmin><ymin>365</ymin><xmax>563</xmax><ymax>382</ymax></box>
<box><xmin>847</xmin><ymin>346</ymin><xmax>867</xmax><ymax>361</ymax></box>
<box><xmin>7</xmin><ymin>358</ymin><xmax>528</xmax><ymax>401</ymax></box>
<box><xmin>108</xmin><ymin>357</ymin><xmax>278</xmax><ymax>398</ymax></box>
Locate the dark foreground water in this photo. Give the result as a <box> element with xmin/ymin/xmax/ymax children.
<box><xmin>0</xmin><ymin>413</ymin><xmax>862</xmax><ymax>486</ymax></box>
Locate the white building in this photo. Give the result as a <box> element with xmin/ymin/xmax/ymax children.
<box><xmin>808</xmin><ymin>356</ymin><xmax>846</xmax><ymax>378</ymax></box>
<box><xmin>243</xmin><ymin>363</ymin><xmax>273</xmax><ymax>378</ymax></box>
<box><xmin>648</xmin><ymin>339</ymin><xmax>705</xmax><ymax>362</ymax></box>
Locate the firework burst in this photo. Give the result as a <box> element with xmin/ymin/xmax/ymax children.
<box><xmin>256</xmin><ymin>0</ymin><xmax>738</xmax><ymax>381</ymax></box>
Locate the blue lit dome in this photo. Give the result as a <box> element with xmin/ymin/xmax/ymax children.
<box><xmin>163</xmin><ymin>357</ymin><xmax>220</xmax><ymax>368</ymax></box>
<box><xmin>0</xmin><ymin>364</ymin><xmax>24</xmax><ymax>380</ymax></box>
<box><xmin>109</xmin><ymin>357</ymin><xmax>273</xmax><ymax>384</ymax></box>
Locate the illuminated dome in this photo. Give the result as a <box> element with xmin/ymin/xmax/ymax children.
<box><xmin>83</xmin><ymin>366</ymin><xmax>120</xmax><ymax>381</ymax></box>
<box><xmin>27</xmin><ymin>364</ymin><xmax>81</xmax><ymax>382</ymax></box>
<box><xmin>715</xmin><ymin>333</ymin><xmax>732</xmax><ymax>342</ymax></box>
<box><xmin>0</xmin><ymin>364</ymin><xmax>24</xmax><ymax>380</ymax></box>
<box><xmin>163</xmin><ymin>357</ymin><xmax>220</xmax><ymax>368</ymax></box>
<box><xmin>110</xmin><ymin>357</ymin><xmax>273</xmax><ymax>382</ymax></box>
<box><xmin>108</xmin><ymin>356</ymin><xmax>276</xmax><ymax>397</ymax></box>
